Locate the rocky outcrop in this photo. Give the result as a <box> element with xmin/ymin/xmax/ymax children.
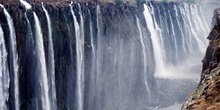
<box><xmin>182</xmin><ymin>8</ymin><xmax>220</xmax><ymax>110</ymax></box>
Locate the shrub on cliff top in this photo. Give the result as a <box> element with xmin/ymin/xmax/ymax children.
<box><xmin>136</xmin><ymin>0</ymin><xmax>146</xmax><ymax>3</ymax></box>
<box><xmin>115</xmin><ymin>0</ymin><xmax>123</xmax><ymax>4</ymax></box>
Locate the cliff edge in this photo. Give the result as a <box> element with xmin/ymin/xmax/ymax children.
<box><xmin>182</xmin><ymin>8</ymin><xmax>220</xmax><ymax>110</ymax></box>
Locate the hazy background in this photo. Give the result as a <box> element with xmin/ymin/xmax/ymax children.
<box><xmin>196</xmin><ymin>0</ymin><xmax>220</xmax><ymax>29</ymax></box>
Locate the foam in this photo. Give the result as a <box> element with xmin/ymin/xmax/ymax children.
<box><xmin>20</xmin><ymin>0</ymin><xmax>32</xmax><ymax>10</ymax></box>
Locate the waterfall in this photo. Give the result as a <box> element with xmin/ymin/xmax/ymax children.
<box><xmin>88</xmin><ymin>9</ymin><xmax>96</xmax><ymax>109</ymax></box>
<box><xmin>149</xmin><ymin>3</ymin><xmax>164</xmax><ymax>47</ymax></box>
<box><xmin>179</xmin><ymin>4</ymin><xmax>194</xmax><ymax>54</ymax></box>
<box><xmin>24</xmin><ymin>13</ymin><xmax>34</xmax><ymax>48</ymax></box>
<box><xmin>78</xmin><ymin>4</ymin><xmax>85</xmax><ymax>110</ymax></box>
<box><xmin>0</xmin><ymin>24</ymin><xmax>10</xmax><ymax>110</ymax></box>
<box><xmin>143</xmin><ymin>4</ymin><xmax>166</xmax><ymax>78</ymax></box>
<box><xmin>174</xmin><ymin>5</ymin><xmax>186</xmax><ymax>53</ymax></box>
<box><xmin>69</xmin><ymin>3</ymin><xmax>80</xmax><ymax>109</ymax></box>
<box><xmin>95</xmin><ymin>5</ymin><xmax>101</xmax><ymax>109</ymax></box>
<box><xmin>136</xmin><ymin>16</ymin><xmax>151</xmax><ymax>101</ymax></box>
<box><xmin>20</xmin><ymin>0</ymin><xmax>31</xmax><ymax>9</ymax></box>
<box><xmin>168</xmin><ymin>10</ymin><xmax>179</xmax><ymax>63</ymax></box>
<box><xmin>41</xmin><ymin>3</ymin><xmax>57</xmax><ymax>110</ymax></box>
<box><xmin>156</xmin><ymin>5</ymin><xmax>169</xmax><ymax>57</ymax></box>
<box><xmin>193</xmin><ymin>5</ymin><xmax>209</xmax><ymax>44</ymax></box>
<box><xmin>33</xmin><ymin>12</ymin><xmax>50</xmax><ymax>110</ymax></box>
<box><xmin>88</xmin><ymin>10</ymin><xmax>95</xmax><ymax>56</ymax></box>
<box><xmin>70</xmin><ymin>2</ymin><xmax>84</xmax><ymax>110</ymax></box>
<box><xmin>21</xmin><ymin>0</ymin><xmax>34</xmax><ymax>59</ymax></box>
<box><xmin>144</xmin><ymin>3</ymin><xmax>209</xmax><ymax>79</ymax></box>
<box><xmin>189</xmin><ymin>5</ymin><xmax>207</xmax><ymax>48</ymax></box>
<box><xmin>184</xmin><ymin>4</ymin><xmax>205</xmax><ymax>52</ymax></box>
<box><xmin>0</xmin><ymin>4</ymin><xmax>20</xmax><ymax>110</ymax></box>
<box><xmin>199</xmin><ymin>6</ymin><xmax>210</xmax><ymax>31</ymax></box>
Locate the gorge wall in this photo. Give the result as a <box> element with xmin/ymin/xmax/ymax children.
<box><xmin>0</xmin><ymin>0</ymin><xmax>209</xmax><ymax>110</ymax></box>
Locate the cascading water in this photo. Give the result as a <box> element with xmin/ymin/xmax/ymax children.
<box><xmin>88</xmin><ymin>9</ymin><xmax>95</xmax><ymax>69</ymax></box>
<box><xmin>189</xmin><ymin>5</ymin><xmax>208</xmax><ymax>48</ymax></box>
<box><xmin>0</xmin><ymin>24</ymin><xmax>10</xmax><ymax>110</ymax></box>
<box><xmin>0</xmin><ymin>4</ymin><xmax>20</xmax><ymax>110</ymax></box>
<box><xmin>184</xmin><ymin>4</ymin><xmax>206</xmax><ymax>52</ymax></box>
<box><xmin>179</xmin><ymin>4</ymin><xmax>194</xmax><ymax>54</ymax></box>
<box><xmin>20</xmin><ymin>0</ymin><xmax>31</xmax><ymax>9</ymax></box>
<box><xmin>78</xmin><ymin>4</ymin><xmax>85</xmax><ymax>110</ymax></box>
<box><xmin>20</xmin><ymin>0</ymin><xmax>34</xmax><ymax>50</ymax></box>
<box><xmin>33</xmin><ymin>12</ymin><xmax>50</xmax><ymax>110</ymax></box>
<box><xmin>174</xmin><ymin>5</ymin><xmax>186</xmax><ymax>53</ymax></box>
<box><xmin>136</xmin><ymin>16</ymin><xmax>151</xmax><ymax>101</ymax></box>
<box><xmin>168</xmin><ymin>10</ymin><xmax>179</xmax><ymax>63</ymax></box>
<box><xmin>95</xmin><ymin>5</ymin><xmax>101</xmax><ymax>109</ymax></box>
<box><xmin>24</xmin><ymin>13</ymin><xmax>34</xmax><ymax>48</ymax></box>
<box><xmin>199</xmin><ymin>6</ymin><xmax>210</xmax><ymax>31</ymax></box>
<box><xmin>193</xmin><ymin>5</ymin><xmax>209</xmax><ymax>43</ymax></box>
<box><xmin>41</xmin><ymin>2</ymin><xmax>57</xmax><ymax>110</ymax></box>
<box><xmin>87</xmin><ymin>9</ymin><xmax>96</xmax><ymax>110</ymax></box>
<box><xmin>143</xmin><ymin>4</ymin><xmax>166</xmax><ymax>78</ymax></box>
<box><xmin>149</xmin><ymin>3</ymin><xmax>164</xmax><ymax>47</ymax></box>
<box><xmin>146</xmin><ymin>3</ymin><xmax>209</xmax><ymax>79</ymax></box>
<box><xmin>70</xmin><ymin>2</ymin><xmax>84</xmax><ymax>110</ymax></box>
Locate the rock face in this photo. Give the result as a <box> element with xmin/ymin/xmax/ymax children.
<box><xmin>182</xmin><ymin>8</ymin><xmax>220</xmax><ymax>110</ymax></box>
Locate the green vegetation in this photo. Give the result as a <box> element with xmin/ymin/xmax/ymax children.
<box><xmin>187</xmin><ymin>91</ymin><xmax>198</xmax><ymax>99</ymax></box>
<box><xmin>198</xmin><ymin>86</ymin><xmax>203</xmax><ymax>94</ymax></box>
<box><xmin>187</xmin><ymin>86</ymin><xmax>204</xmax><ymax>100</ymax></box>
<box><xmin>201</xmin><ymin>72</ymin><xmax>204</xmax><ymax>76</ymax></box>
<box><xmin>115</xmin><ymin>0</ymin><xmax>123</xmax><ymax>4</ymax></box>
<box><xmin>136</xmin><ymin>0</ymin><xmax>146</xmax><ymax>3</ymax></box>
<box><xmin>163</xmin><ymin>0</ymin><xmax>168</xmax><ymax>3</ymax></box>
<box><xmin>132</xmin><ymin>2</ymin><xmax>137</xmax><ymax>6</ymax></box>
